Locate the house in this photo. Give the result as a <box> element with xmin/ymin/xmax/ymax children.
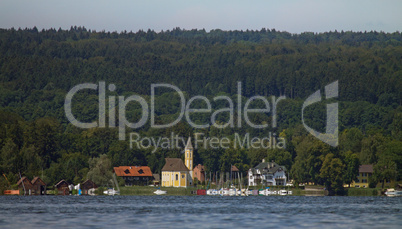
<box><xmin>351</xmin><ymin>164</ymin><xmax>373</xmax><ymax>188</ymax></box>
<box><xmin>161</xmin><ymin>137</ymin><xmax>194</xmax><ymax>187</ymax></box>
<box><xmin>31</xmin><ymin>177</ymin><xmax>46</xmax><ymax>195</ymax></box>
<box><xmin>114</xmin><ymin>166</ymin><xmax>153</xmax><ymax>186</ymax></box>
<box><xmin>55</xmin><ymin>180</ymin><xmax>69</xmax><ymax>195</ymax></box>
<box><xmin>248</xmin><ymin>159</ymin><xmax>287</xmax><ymax>186</ymax></box>
<box><xmin>17</xmin><ymin>177</ymin><xmax>33</xmax><ymax>195</ymax></box>
<box><xmin>193</xmin><ymin>164</ymin><xmax>205</xmax><ymax>183</ymax></box>
<box><xmin>81</xmin><ymin>179</ymin><xmax>98</xmax><ymax>195</ymax></box>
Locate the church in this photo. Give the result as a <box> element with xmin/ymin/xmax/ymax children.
<box><xmin>161</xmin><ymin>137</ymin><xmax>194</xmax><ymax>187</ymax></box>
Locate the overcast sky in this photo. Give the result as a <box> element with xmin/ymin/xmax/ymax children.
<box><xmin>0</xmin><ymin>0</ymin><xmax>401</xmax><ymax>34</ymax></box>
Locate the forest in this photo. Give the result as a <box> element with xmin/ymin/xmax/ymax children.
<box><xmin>0</xmin><ymin>27</ymin><xmax>401</xmax><ymax>194</ymax></box>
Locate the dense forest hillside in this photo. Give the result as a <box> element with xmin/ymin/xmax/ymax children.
<box><xmin>0</xmin><ymin>27</ymin><xmax>401</xmax><ymax>194</ymax></box>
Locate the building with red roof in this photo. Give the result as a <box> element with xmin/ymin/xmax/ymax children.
<box><xmin>114</xmin><ymin>166</ymin><xmax>153</xmax><ymax>186</ymax></box>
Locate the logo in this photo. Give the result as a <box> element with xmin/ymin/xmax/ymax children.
<box><xmin>302</xmin><ymin>81</ymin><xmax>338</xmax><ymax>147</ymax></box>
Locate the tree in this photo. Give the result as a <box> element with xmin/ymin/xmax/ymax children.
<box><xmin>266</xmin><ymin>149</ymin><xmax>292</xmax><ymax>172</ymax></box>
<box><xmin>343</xmin><ymin>151</ymin><xmax>360</xmax><ymax>187</ymax></box>
<box><xmin>320</xmin><ymin>153</ymin><xmax>345</xmax><ymax>195</ymax></box>
<box><xmin>291</xmin><ymin>135</ymin><xmax>331</xmax><ymax>185</ymax></box>
<box><xmin>0</xmin><ymin>138</ymin><xmax>19</xmax><ymax>174</ymax></box>
<box><xmin>373</xmin><ymin>154</ymin><xmax>397</xmax><ymax>189</ymax></box>
<box><xmin>340</xmin><ymin>128</ymin><xmax>363</xmax><ymax>153</ymax></box>
<box><xmin>87</xmin><ymin>154</ymin><xmax>113</xmax><ymax>186</ymax></box>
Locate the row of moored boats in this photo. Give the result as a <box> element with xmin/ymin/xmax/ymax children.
<box><xmin>205</xmin><ymin>188</ymin><xmax>292</xmax><ymax>196</ymax></box>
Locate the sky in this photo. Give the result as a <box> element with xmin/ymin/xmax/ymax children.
<box><xmin>0</xmin><ymin>0</ymin><xmax>401</xmax><ymax>34</ymax></box>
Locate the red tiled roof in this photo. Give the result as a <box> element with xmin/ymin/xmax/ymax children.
<box><xmin>114</xmin><ymin>166</ymin><xmax>153</xmax><ymax>177</ymax></box>
<box><xmin>231</xmin><ymin>165</ymin><xmax>239</xmax><ymax>172</ymax></box>
<box><xmin>359</xmin><ymin>164</ymin><xmax>373</xmax><ymax>173</ymax></box>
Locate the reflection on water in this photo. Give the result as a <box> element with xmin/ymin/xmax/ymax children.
<box><xmin>0</xmin><ymin>196</ymin><xmax>400</xmax><ymax>228</ymax></box>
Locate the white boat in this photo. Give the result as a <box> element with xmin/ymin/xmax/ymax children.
<box><xmin>287</xmin><ymin>190</ymin><xmax>293</xmax><ymax>195</ymax></box>
<box><xmin>280</xmin><ymin>190</ymin><xmax>287</xmax><ymax>195</ymax></box>
<box><xmin>104</xmin><ymin>188</ymin><xmax>120</xmax><ymax>195</ymax></box>
<box><xmin>222</xmin><ymin>188</ymin><xmax>230</xmax><ymax>196</ymax></box>
<box><xmin>229</xmin><ymin>188</ymin><xmax>237</xmax><ymax>196</ymax></box>
<box><xmin>154</xmin><ymin>189</ymin><xmax>167</xmax><ymax>195</ymax></box>
<box><xmin>384</xmin><ymin>189</ymin><xmax>402</xmax><ymax>196</ymax></box>
<box><xmin>88</xmin><ymin>188</ymin><xmax>96</xmax><ymax>196</ymax></box>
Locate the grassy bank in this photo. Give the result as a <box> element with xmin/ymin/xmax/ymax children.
<box><xmin>346</xmin><ymin>188</ymin><xmax>381</xmax><ymax>196</ymax></box>
<box><xmin>119</xmin><ymin>186</ymin><xmax>198</xmax><ymax>196</ymax></box>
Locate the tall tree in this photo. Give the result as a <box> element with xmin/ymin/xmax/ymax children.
<box><xmin>320</xmin><ymin>153</ymin><xmax>345</xmax><ymax>195</ymax></box>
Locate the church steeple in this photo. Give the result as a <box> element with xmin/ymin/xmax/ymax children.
<box><xmin>185</xmin><ymin>137</ymin><xmax>193</xmax><ymax>150</ymax></box>
<box><xmin>185</xmin><ymin>137</ymin><xmax>193</xmax><ymax>180</ymax></box>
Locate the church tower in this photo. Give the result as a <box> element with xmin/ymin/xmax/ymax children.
<box><xmin>185</xmin><ymin>137</ymin><xmax>193</xmax><ymax>181</ymax></box>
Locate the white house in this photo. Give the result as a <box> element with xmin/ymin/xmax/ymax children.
<box><xmin>248</xmin><ymin>159</ymin><xmax>287</xmax><ymax>186</ymax></box>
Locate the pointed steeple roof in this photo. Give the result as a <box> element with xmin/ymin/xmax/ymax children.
<box><xmin>185</xmin><ymin>137</ymin><xmax>193</xmax><ymax>149</ymax></box>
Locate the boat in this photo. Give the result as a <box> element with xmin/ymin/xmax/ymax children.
<box><xmin>88</xmin><ymin>188</ymin><xmax>96</xmax><ymax>196</ymax></box>
<box><xmin>4</xmin><ymin>190</ymin><xmax>19</xmax><ymax>195</ymax></box>
<box><xmin>384</xmin><ymin>189</ymin><xmax>402</xmax><ymax>196</ymax></box>
<box><xmin>104</xmin><ymin>188</ymin><xmax>120</xmax><ymax>195</ymax></box>
<box><xmin>154</xmin><ymin>189</ymin><xmax>167</xmax><ymax>195</ymax></box>
<box><xmin>280</xmin><ymin>190</ymin><xmax>288</xmax><ymax>195</ymax></box>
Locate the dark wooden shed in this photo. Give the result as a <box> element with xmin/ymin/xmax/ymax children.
<box><xmin>17</xmin><ymin>177</ymin><xmax>33</xmax><ymax>195</ymax></box>
<box><xmin>31</xmin><ymin>177</ymin><xmax>47</xmax><ymax>195</ymax></box>
<box><xmin>81</xmin><ymin>179</ymin><xmax>97</xmax><ymax>195</ymax></box>
<box><xmin>55</xmin><ymin>180</ymin><xmax>69</xmax><ymax>195</ymax></box>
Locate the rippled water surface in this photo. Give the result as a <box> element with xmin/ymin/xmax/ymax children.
<box><xmin>0</xmin><ymin>195</ymin><xmax>401</xmax><ymax>228</ymax></box>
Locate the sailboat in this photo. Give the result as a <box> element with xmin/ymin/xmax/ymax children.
<box><xmin>104</xmin><ymin>173</ymin><xmax>120</xmax><ymax>195</ymax></box>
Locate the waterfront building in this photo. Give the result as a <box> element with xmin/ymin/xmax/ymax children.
<box><xmin>161</xmin><ymin>137</ymin><xmax>194</xmax><ymax>187</ymax></box>
<box><xmin>248</xmin><ymin>159</ymin><xmax>287</xmax><ymax>186</ymax></box>
<box><xmin>114</xmin><ymin>166</ymin><xmax>153</xmax><ymax>186</ymax></box>
<box><xmin>351</xmin><ymin>164</ymin><xmax>373</xmax><ymax>188</ymax></box>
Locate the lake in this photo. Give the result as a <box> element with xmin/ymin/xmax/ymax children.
<box><xmin>0</xmin><ymin>195</ymin><xmax>401</xmax><ymax>228</ymax></box>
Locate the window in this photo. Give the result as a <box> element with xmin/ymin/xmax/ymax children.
<box><xmin>182</xmin><ymin>175</ymin><xmax>184</xmax><ymax>179</ymax></box>
<box><xmin>362</xmin><ymin>179</ymin><xmax>367</xmax><ymax>183</ymax></box>
<box><xmin>176</xmin><ymin>174</ymin><xmax>178</xmax><ymax>180</ymax></box>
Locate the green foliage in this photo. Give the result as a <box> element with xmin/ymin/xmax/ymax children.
<box><xmin>373</xmin><ymin>151</ymin><xmax>398</xmax><ymax>188</ymax></box>
<box><xmin>343</xmin><ymin>151</ymin><xmax>360</xmax><ymax>187</ymax></box>
<box><xmin>86</xmin><ymin>154</ymin><xmax>113</xmax><ymax>186</ymax></box>
<box><xmin>320</xmin><ymin>154</ymin><xmax>345</xmax><ymax>195</ymax></box>
<box><xmin>0</xmin><ymin>28</ymin><xmax>401</xmax><ymax>193</ymax></box>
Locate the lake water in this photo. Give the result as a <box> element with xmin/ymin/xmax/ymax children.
<box><xmin>0</xmin><ymin>195</ymin><xmax>401</xmax><ymax>228</ymax></box>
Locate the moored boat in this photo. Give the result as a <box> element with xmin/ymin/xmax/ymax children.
<box><xmin>384</xmin><ymin>189</ymin><xmax>402</xmax><ymax>196</ymax></box>
<box><xmin>154</xmin><ymin>189</ymin><xmax>167</xmax><ymax>195</ymax></box>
